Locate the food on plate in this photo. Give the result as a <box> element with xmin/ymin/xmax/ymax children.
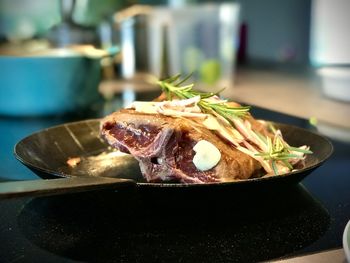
<box><xmin>66</xmin><ymin>157</ymin><xmax>81</xmax><ymax>168</ymax></box>
<box><xmin>100</xmin><ymin>75</ymin><xmax>312</xmax><ymax>183</ymax></box>
<box><xmin>101</xmin><ymin>110</ymin><xmax>261</xmax><ymax>183</ymax></box>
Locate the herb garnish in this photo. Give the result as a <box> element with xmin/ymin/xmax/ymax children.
<box><xmin>255</xmin><ymin>131</ymin><xmax>313</xmax><ymax>175</ymax></box>
<box><xmin>157</xmin><ymin>74</ymin><xmax>250</xmax><ymax>120</ymax></box>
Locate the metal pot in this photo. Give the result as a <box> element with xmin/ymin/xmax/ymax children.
<box><xmin>0</xmin><ymin>46</ymin><xmax>116</xmax><ymax>116</ymax></box>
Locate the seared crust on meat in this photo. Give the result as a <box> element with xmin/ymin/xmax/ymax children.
<box><xmin>101</xmin><ymin>109</ymin><xmax>262</xmax><ymax>183</ymax></box>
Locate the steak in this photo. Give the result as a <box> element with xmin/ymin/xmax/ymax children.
<box><xmin>100</xmin><ymin>109</ymin><xmax>261</xmax><ymax>183</ymax></box>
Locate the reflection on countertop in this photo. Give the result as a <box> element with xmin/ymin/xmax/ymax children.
<box><xmin>10</xmin><ymin>184</ymin><xmax>329</xmax><ymax>263</ymax></box>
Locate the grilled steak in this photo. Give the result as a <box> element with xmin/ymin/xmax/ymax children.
<box><xmin>100</xmin><ymin>109</ymin><xmax>261</xmax><ymax>183</ymax></box>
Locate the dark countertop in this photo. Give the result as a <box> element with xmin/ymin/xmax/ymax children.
<box><xmin>0</xmin><ymin>102</ymin><xmax>349</xmax><ymax>262</ymax></box>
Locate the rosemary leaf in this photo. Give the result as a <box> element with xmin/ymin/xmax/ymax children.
<box><xmin>288</xmin><ymin>146</ymin><xmax>313</xmax><ymax>154</ymax></box>
<box><xmin>272</xmin><ymin>160</ymin><xmax>278</xmax><ymax>175</ymax></box>
<box><xmin>282</xmin><ymin>160</ymin><xmax>293</xmax><ymax>170</ymax></box>
<box><xmin>157</xmin><ymin>74</ymin><xmax>250</xmax><ymax>119</ymax></box>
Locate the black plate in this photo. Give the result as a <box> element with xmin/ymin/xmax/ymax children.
<box><xmin>14</xmin><ymin>119</ymin><xmax>333</xmax><ymax>188</ymax></box>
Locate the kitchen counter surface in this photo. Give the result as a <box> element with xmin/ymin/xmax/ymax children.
<box><xmin>227</xmin><ymin>67</ymin><xmax>350</xmax><ymax>131</ymax></box>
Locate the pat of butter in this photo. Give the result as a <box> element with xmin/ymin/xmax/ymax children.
<box><xmin>192</xmin><ymin>140</ymin><xmax>221</xmax><ymax>171</ymax></box>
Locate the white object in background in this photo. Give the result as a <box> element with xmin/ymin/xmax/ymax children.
<box><xmin>310</xmin><ymin>0</ymin><xmax>350</xmax><ymax>65</ymax></box>
<box><xmin>317</xmin><ymin>67</ymin><xmax>350</xmax><ymax>102</ymax></box>
<box><xmin>120</xmin><ymin>19</ymin><xmax>136</xmax><ymax>79</ymax></box>
<box><xmin>343</xmin><ymin>220</ymin><xmax>350</xmax><ymax>263</ymax></box>
<box><xmin>122</xmin><ymin>86</ymin><xmax>136</xmax><ymax>108</ymax></box>
<box><xmin>316</xmin><ymin>121</ymin><xmax>350</xmax><ymax>143</ymax></box>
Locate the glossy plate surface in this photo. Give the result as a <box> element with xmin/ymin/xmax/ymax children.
<box><xmin>343</xmin><ymin>220</ymin><xmax>350</xmax><ymax>262</ymax></box>
<box><xmin>14</xmin><ymin>119</ymin><xmax>333</xmax><ymax>188</ymax></box>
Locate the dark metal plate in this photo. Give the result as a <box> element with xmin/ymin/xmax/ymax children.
<box><xmin>14</xmin><ymin>119</ymin><xmax>333</xmax><ymax>188</ymax></box>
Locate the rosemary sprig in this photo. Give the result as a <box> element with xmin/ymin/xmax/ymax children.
<box><xmin>157</xmin><ymin>74</ymin><xmax>250</xmax><ymax>119</ymax></box>
<box><xmin>255</xmin><ymin>133</ymin><xmax>313</xmax><ymax>175</ymax></box>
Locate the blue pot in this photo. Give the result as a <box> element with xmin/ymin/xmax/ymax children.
<box><xmin>0</xmin><ymin>51</ymin><xmax>102</xmax><ymax>116</ymax></box>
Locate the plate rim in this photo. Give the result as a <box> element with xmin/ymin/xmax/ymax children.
<box><xmin>343</xmin><ymin>220</ymin><xmax>350</xmax><ymax>261</ymax></box>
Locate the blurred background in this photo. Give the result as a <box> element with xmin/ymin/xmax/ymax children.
<box><xmin>0</xmin><ymin>0</ymin><xmax>349</xmax><ymax>180</ymax></box>
<box><xmin>0</xmin><ymin>0</ymin><xmax>313</xmax><ymax>67</ymax></box>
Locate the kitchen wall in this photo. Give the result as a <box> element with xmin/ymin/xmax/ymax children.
<box><xmin>139</xmin><ymin>0</ymin><xmax>312</xmax><ymax>65</ymax></box>
<box><xmin>237</xmin><ymin>0</ymin><xmax>311</xmax><ymax>65</ymax></box>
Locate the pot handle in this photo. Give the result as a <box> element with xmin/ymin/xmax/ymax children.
<box><xmin>0</xmin><ymin>176</ymin><xmax>136</xmax><ymax>200</ymax></box>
